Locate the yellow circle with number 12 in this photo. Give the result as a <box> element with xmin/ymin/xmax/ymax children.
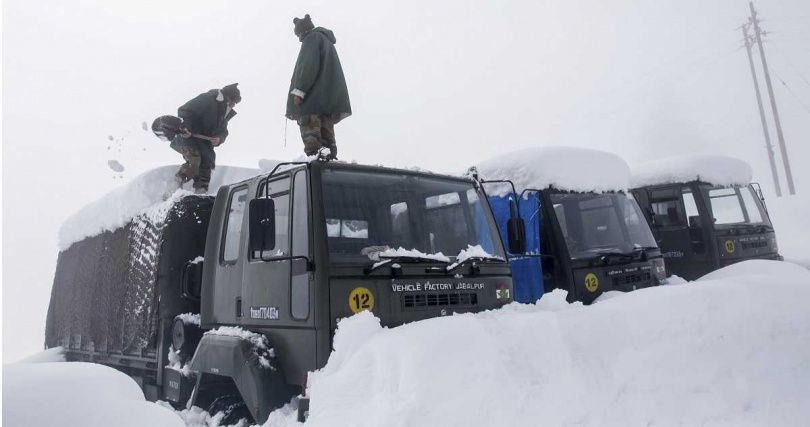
<box><xmin>585</xmin><ymin>273</ymin><xmax>599</xmax><ymax>292</ymax></box>
<box><xmin>724</xmin><ymin>240</ymin><xmax>735</xmax><ymax>254</ymax></box>
<box><xmin>349</xmin><ymin>287</ymin><xmax>375</xmax><ymax>314</ymax></box>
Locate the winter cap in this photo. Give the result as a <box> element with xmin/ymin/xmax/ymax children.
<box><xmin>293</xmin><ymin>14</ymin><xmax>314</xmax><ymax>37</ymax></box>
<box><xmin>221</xmin><ymin>83</ymin><xmax>241</xmax><ymax>103</ymax></box>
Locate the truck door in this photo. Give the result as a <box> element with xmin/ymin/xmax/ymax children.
<box><xmin>241</xmin><ymin>175</ymin><xmax>292</xmax><ymax>325</ymax></box>
<box><xmin>241</xmin><ymin>170</ymin><xmax>316</xmax><ymax>381</ymax></box>
<box><xmin>645</xmin><ymin>185</ymin><xmax>710</xmax><ymax>280</ymax></box>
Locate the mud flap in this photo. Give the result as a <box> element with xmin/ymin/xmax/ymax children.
<box><xmin>188</xmin><ymin>334</ymin><xmax>297</xmax><ymax>424</ymax></box>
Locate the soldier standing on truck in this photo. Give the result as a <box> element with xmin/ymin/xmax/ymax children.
<box><xmin>171</xmin><ymin>83</ymin><xmax>241</xmax><ymax>193</ymax></box>
<box><xmin>286</xmin><ymin>14</ymin><xmax>351</xmax><ymax>160</ymax></box>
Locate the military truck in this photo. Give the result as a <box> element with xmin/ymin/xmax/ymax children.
<box><xmin>630</xmin><ymin>155</ymin><xmax>780</xmax><ymax>280</ymax></box>
<box><xmin>473</xmin><ymin>147</ymin><xmax>666</xmax><ymax>305</ymax></box>
<box><xmin>46</xmin><ymin>161</ymin><xmax>516</xmax><ymax>424</ymax></box>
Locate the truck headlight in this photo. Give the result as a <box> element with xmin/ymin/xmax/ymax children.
<box><xmin>653</xmin><ymin>258</ymin><xmax>667</xmax><ymax>284</ymax></box>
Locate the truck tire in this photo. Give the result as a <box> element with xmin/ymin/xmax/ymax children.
<box><xmin>207</xmin><ymin>394</ymin><xmax>253</xmax><ymax>426</ymax></box>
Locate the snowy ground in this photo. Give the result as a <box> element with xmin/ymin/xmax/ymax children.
<box><xmin>5</xmin><ymin>260</ymin><xmax>810</xmax><ymax>427</ymax></box>
<box><xmin>768</xmin><ymin>195</ymin><xmax>810</xmax><ymax>268</ymax></box>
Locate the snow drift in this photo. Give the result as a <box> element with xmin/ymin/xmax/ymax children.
<box><xmin>3</xmin><ymin>362</ymin><xmax>183</xmax><ymax>427</ymax></box>
<box><xmin>474</xmin><ymin>146</ymin><xmax>631</xmax><ymax>195</ymax></box>
<box><xmin>269</xmin><ymin>260</ymin><xmax>810</xmax><ymax>427</ymax></box>
<box><xmin>58</xmin><ymin>165</ymin><xmax>259</xmax><ymax>250</ymax></box>
<box><xmin>631</xmin><ymin>154</ymin><xmax>753</xmax><ymax>188</ymax></box>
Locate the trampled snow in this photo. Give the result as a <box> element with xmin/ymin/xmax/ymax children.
<box><xmin>474</xmin><ymin>146</ymin><xmax>631</xmax><ymax>195</ymax></box>
<box><xmin>58</xmin><ymin>165</ymin><xmax>259</xmax><ymax>250</ymax></box>
<box><xmin>3</xmin><ymin>361</ymin><xmax>183</xmax><ymax>427</ymax></box>
<box><xmin>631</xmin><ymin>154</ymin><xmax>753</xmax><ymax>188</ymax></box>
<box><xmin>265</xmin><ymin>260</ymin><xmax>810</xmax><ymax>427</ymax></box>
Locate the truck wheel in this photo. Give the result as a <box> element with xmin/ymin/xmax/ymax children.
<box><xmin>207</xmin><ymin>394</ymin><xmax>253</xmax><ymax>426</ymax></box>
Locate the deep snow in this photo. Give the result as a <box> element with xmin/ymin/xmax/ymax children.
<box><xmin>271</xmin><ymin>260</ymin><xmax>810</xmax><ymax>427</ymax></box>
<box><xmin>6</xmin><ymin>261</ymin><xmax>810</xmax><ymax>427</ymax></box>
<box><xmin>3</xmin><ymin>362</ymin><xmax>183</xmax><ymax>427</ymax></box>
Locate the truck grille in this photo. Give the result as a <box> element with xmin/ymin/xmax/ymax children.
<box><xmin>402</xmin><ymin>292</ymin><xmax>478</xmax><ymax>310</ymax></box>
<box><xmin>612</xmin><ymin>272</ymin><xmax>651</xmax><ymax>288</ymax></box>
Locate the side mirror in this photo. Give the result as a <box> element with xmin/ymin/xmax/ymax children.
<box><xmin>249</xmin><ymin>198</ymin><xmax>276</xmax><ymax>253</ymax></box>
<box><xmin>181</xmin><ymin>260</ymin><xmax>203</xmax><ymax>300</ymax></box>
<box><xmin>507</xmin><ymin>218</ymin><xmax>526</xmax><ymax>254</ymax></box>
<box><xmin>506</xmin><ymin>198</ymin><xmax>526</xmax><ymax>254</ymax></box>
<box><xmin>688</xmin><ymin>215</ymin><xmax>702</xmax><ymax>229</ymax></box>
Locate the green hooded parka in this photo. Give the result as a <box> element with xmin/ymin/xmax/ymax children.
<box><xmin>286</xmin><ymin>27</ymin><xmax>351</xmax><ymax>121</ymax></box>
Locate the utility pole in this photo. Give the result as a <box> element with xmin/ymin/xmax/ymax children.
<box><xmin>741</xmin><ymin>24</ymin><xmax>782</xmax><ymax>197</ymax></box>
<box><xmin>749</xmin><ymin>1</ymin><xmax>796</xmax><ymax>195</ymax></box>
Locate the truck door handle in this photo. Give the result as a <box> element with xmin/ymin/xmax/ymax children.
<box><xmin>236</xmin><ymin>297</ymin><xmax>242</xmax><ymax>318</ymax></box>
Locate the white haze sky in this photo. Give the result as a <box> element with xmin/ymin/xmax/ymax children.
<box><xmin>3</xmin><ymin>0</ymin><xmax>810</xmax><ymax>361</ymax></box>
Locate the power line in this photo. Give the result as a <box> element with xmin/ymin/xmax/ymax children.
<box><xmin>766</xmin><ymin>41</ymin><xmax>810</xmax><ymax>89</ymax></box>
<box><xmin>770</xmin><ymin>68</ymin><xmax>810</xmax><ymax>115</ymax></box>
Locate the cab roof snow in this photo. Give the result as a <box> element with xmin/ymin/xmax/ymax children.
<box><xmin>631</xmin><ymin>154</ymin><xmax>753</xmax><ymax>188</ymax></box>
<box><xmin>474</xmin><ymin>146</ymin><xmax>631</xmax><ymax>195</ymax></box>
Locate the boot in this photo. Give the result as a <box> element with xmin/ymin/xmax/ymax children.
<box><xmin>327</xmin><ymin>144</ymin><xmax>338</xmax><ymax>160</ymax></box>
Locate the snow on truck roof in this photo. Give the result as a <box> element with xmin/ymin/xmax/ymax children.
<box><xmin>58</xmin><ymin>165</ymin><xmax>260</xmax><ymax>251</ymax></box>
<box><xmin>57</xmin><ymin>158</ymin><xmax>445</xmax><ymax>251</ymax></box>
<box><xmin>631</xmin><ymin>154</ymin><xmax>753</xmax><ymax>188</ymax></box>
<box><xmin>474</xmin><ymin>146</ymin><xmax>631</xmax><ymax>195</ymax></box>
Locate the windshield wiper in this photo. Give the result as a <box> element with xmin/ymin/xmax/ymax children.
<box><xmin>363</xmin><ymin>255</ymin><xmax>449</xmax><ymax>275</ymax></box>
<box><xmin>446</xmin><ymin>256</ymin><xmax>504</xmax><ymax>274</ymax></box>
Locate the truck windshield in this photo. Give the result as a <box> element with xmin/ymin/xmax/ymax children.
<box><xmin>550</xmin><ymin>192</ymin><xmax>658</xmax><ymax>259</ymax></box>
<box><xmin>703</xmin><ymin>185</ymin><xmax>769</xmax><ymax>226</ymax></box>
<box><xmin>321</xmin><ymin>169</ymin><xmax>505</xmax><ymax>264</ymax></box>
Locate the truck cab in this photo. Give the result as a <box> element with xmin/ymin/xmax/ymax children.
<box><xmin>186</xmin><ymin>161</ymin><xmax>514</xmax><ymax>422</ymax></box>
<box><xmin>475</xmin><ymin>147</ymin><xmax>666</xmax><ymax>305</ymax></box>
<box><xmin>631</xmin><ymin>181</ymin><xmax>779</xmax><ymax>280</ymax></box>
<box><xmin>630</xmin><ymin>154</ymin><xmax>780</xmax><ymax>281</ymax></box>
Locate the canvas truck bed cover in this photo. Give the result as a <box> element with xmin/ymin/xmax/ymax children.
<box><xmin>45</xmin><ymin>195</ymin><xmax>212</xmax><ymax>357</ymax></box>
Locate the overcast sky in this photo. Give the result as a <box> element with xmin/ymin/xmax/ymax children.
<box><xmin>4</xmin><ymin>0</ymin><xmax>810</xmax><ymax>361</ymax></box>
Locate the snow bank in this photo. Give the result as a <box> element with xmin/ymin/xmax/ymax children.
<box><xmin>271</xmin><ymin>260</ymin><xmax>810</xmax><ymax>427</ymax></box>
<box><xmin>766</xmin><ymin>195</ymin><xmax>810</xmax><ymax>269</ymax></box>
<box><xmin>631</xmin><ymin>154</ymin><xmax>753</xmax><ymax>188</ymax></box>
<box><xmin>474</xmin><ymin>146</ymin><xmax>631</xmax><ymax>195</ymax></box>
<box><xmin>58</xmin><ymin>165</ymin><xmax>259</xmax><ymax>250</ymax></box>
<box><xmin>3</xmin><ymin>362</ymin><xmax>183</xmax><ymax>427</ymax></box>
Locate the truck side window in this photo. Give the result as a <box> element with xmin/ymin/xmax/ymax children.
<box><xmin>682</xmin><ymin>188</ymin><xmax>700</xmax><ymax>226</ymax></box>
<box><xmin>649</xmin><ymin>188</ymin><xmax>684</xmax><ymax>227</ymax></box>
<box><xmin>291</xmin><ymin>169</ymin><xmax>309</xmax><ymax>320</ymax></box>
<box><xmin>222</xmin><ymin>187</ymin><xmax>248</xmax><ymax>263</ymax></box>
<box><xmin>292</xmin><ymin>170</ymin><xmax>309</xmax><ymax>257</ymax></box>
<box><xmin>253</xmin><ymin>177</ymin><xmax>291</xmax><ymax>259</ymax></box>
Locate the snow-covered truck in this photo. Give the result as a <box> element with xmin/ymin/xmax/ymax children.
<box><xmin>46</xmin><ymin>161</ymin><xmax>516</xmax><ymax>424</ymax></box>
<box><xmin>630</xmin><ymin>155</ymin><xmax>781</xmax><ymax>280</ymax></box>
<box><xmin>474</xmin><ymin>147</ymin><xmax>667</xmax><ymax>304</ymax></box>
